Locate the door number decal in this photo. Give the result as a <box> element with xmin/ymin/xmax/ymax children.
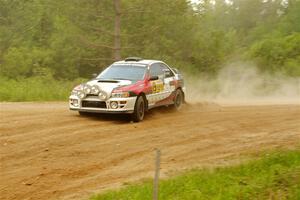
<box><xmin>151</xmin><ymin>80</ymin><xmax>164</xmax><ymax>94</ymax></box>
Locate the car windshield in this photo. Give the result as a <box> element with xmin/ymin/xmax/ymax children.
<box><xmin>97</xmin><ymin>64</ymin><xmax>147</xmax><ymax>81</ymax></box>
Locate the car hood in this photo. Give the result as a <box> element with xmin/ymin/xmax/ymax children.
<box><xmin>85</xmin><ymin>79</ymin><xmax>133</xmax><ymax>96</ymax></box>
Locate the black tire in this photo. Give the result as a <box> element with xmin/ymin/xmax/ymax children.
<box><xmin>132</xmin><ymin>96</ymin><xmax>145</xmax><ymax>122</ymax></box>
<box><xmin>173</xmin><ymin>89</ymin><xmax>184</xmax><ymax>111</ymax></box>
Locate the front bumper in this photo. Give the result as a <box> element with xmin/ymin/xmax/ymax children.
<box><xmin>69</xmin><ymin>95</ymin><xmax>137</xmax><ymax>114</ymax></box>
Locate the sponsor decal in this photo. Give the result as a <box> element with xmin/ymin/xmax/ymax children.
<box><xmin>151</xmin><ymin>80</ymin><xmax>164</xmax><ymax>94</ymax></box>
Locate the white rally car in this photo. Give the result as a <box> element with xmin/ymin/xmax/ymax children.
<box><xmin>69</xmin><ymin>57</ymin><xmax>186</xmax><ymax>122</ymax></box>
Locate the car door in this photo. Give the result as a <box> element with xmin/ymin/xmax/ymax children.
<box><xmin>147</xmin><ymin>63</ymin><xmax>165</xmax><ymax>105</ymax></box>
<box><xmin>147</xmin><ymin>63</ymin><xmax>175</xmax><ymax>106</ymax></box>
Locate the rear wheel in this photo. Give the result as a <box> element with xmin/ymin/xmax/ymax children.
<box><xmin>132</xmin><ymin>96</ymin><xmax>145</xmax><ymax>122</ymax></box>
<box><xmin>173</xmin><ymin>89</ymin><xmax>183</xmax><ymax>111</ymax></box>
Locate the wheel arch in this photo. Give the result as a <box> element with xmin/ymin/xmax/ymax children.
<box><xmin>176</xmin><ymin>87</ymin><xmax>185</xmax><ymax>103</ymax></box>
<box><xmin>137</xmin><ymin>92</ymin><xmax>148</xmax><ymax>111</ymax></box>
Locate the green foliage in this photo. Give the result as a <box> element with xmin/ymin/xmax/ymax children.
<box><xmin>0</xmin><ymin>0</ymin><xmax>300</xmax><ymax>101</ymax></box>
<box><xmin>1</xmin><ymin>47</ymin><xmax>55</xmax><ymax>78</ymax></box>
<box><xmin>0</xmin><ymin>76</ymin><xmax>86</xmax><ymax>101</ymax></box>
<box><xmin>249</xmin><ymin>33</ymin><xmax>300</xmax><ymax>76</ymax></box>
<box><xmin>91</xmin><ymin>149</ymin><xmax>300</xmax><ymax>200</ymax></box>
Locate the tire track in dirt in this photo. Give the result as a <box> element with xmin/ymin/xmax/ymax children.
<box><xmin>0</xmin><ymin>102</ymin><xmax>300</xmax><ymax>200</ymax></box>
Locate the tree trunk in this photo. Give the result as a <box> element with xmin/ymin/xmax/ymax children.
<box><xmin>114</xmin><ymin>0</ymin><xmax>121</xmax><ymax>61</ymax></box>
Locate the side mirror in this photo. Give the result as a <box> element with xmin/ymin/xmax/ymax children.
<box><xmin>92</xmin><ymin>73</ymin><xmax>98</xmax><ymax>78</ymax></box>
<box><xmin>149</xmin><ymin>75</ymin><xmax>159</xmax><ymax>81</ymax></box>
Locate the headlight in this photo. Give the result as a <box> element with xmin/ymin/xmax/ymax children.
<box><xmin>74</xmin><ymin>84</ymin><xmax>83</xmax><ymax>90</ymax></box>
<box><xmin>98</xmin><ymin>91</ymin><xmax>108</xmax><ymax>101</ymax></box>
<box><xmin>91</xmin><ymin>85</ymin><xmax>100</xmax><ymax>95</ymax></box>
<box><xmin>111</xmin><ymin>92</ymin><xmax>130</xmax><ymax>98</ymax></box>
<box><xmin>110</xmin><ymin>101</ymin><xmax>118</xmax><ymax>109</ymax></box>
<box><xmin>71</xmin><ymin>90</ymin><xmax>78</xmax><ymax>96</ymax></box>
<box><xmin>71</xmin><ymin>84</ymin><xmax>84</xmax><ymax>96</ymax></box>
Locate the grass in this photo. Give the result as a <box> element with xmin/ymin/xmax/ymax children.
<box><xmin>0</xmin><ymin>76</ymin><xmax>86</xmax><ymax>101</ymax></box>
<box><xmin>90</xmin><ymin>149</ymin><xmax>300</xmax><ymax>200</ymax></box>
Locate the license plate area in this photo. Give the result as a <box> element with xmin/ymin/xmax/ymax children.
<box><xmin>81</xmin><ymin>101</ymin><xmax>107</xmax><ymax>109</ymax></box>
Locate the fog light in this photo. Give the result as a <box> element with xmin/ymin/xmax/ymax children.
<box><xmin>83</xmin><ymin>85</ymin><xmax>92</xmax><ymax>94</ymax></box>
<box><xmin>71</xmin><ymin>99</ymin><xmax>79</xmax><ymax>107</ymax></box>
<box><xmin>98</xmin><ymin>91</ymin><xmax>107</xmax><ymax>101</ymax></box>
<box><xmin>77</xmin><ymin>91</ymin><xmax>85</xmax><ymax>99</ymax></box>
<box><xmin>110</xmin><ymin>101</ymin><xmax>118</xmax><ymax>109</ymax></box>
<box><xmin>91</xmin><ymin>85</ymin><xmax>100</xmax><ymax>95</ymax></box>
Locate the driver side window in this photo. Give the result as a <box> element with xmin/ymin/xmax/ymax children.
<box><xmin>149</xmin><ymin>63</ymin><xmax>164</xmax><ymax>79</ymax></box>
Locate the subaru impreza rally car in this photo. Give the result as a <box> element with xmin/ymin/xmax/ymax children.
<box><xmin>69</xmin><ymin>57</ymin><xmax>186</xmax><ymax>122</ymax></box>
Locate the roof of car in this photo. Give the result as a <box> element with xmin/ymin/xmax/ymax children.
<box><xmin>114</xmin><ymin>59</ymin><xmax>162</xmax><ymax>66</ymax></box>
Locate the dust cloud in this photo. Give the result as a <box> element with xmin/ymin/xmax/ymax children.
<box><xmin>184</xmin><ymin>62</ymin><xmax>300</xmax><ymax>105</ymax></box>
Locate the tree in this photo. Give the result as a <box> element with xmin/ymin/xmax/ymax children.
<box><xmin>114</xmin><ymin>0</ymin><xmax>121</xmax><ymax>60</ymax></box>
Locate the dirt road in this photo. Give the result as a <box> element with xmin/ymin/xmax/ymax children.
<box><xmin>0</xmin><ymin>102</ymin><xmax>300</xmax><ymax>200</ymax></box>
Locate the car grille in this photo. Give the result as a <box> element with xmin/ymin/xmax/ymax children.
<box><xmin>82</xmin><ymin>101</ymin><xmax>107</xmax><ymax>109</ymax></box>
<box><xmin>86</xmin><ymin>94</ymin><xmax>98</xmax><ymax>97</ymax></box>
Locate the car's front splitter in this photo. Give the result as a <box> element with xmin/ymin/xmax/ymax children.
<box><xmin>70</xmin><ymin>108</ymin><xmax>134</xmax><ymax>114</ymax></box>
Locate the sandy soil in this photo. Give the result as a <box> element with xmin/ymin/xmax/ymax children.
<box><xmin>0</xmin><ymin>102</ymin><xmax>299</xmax><ymax>200</ymax></box>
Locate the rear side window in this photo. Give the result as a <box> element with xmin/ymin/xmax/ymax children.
<box><xmin>149</xmin><ymin>63</ymin><xmax>175</xmax><ymax>79</ymax></box>
<box><xmin>160</xmin><ymin>63</ymin><xmax>174</xmax><ymax>78</ymax></box>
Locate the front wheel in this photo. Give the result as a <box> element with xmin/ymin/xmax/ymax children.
<box><xmin>172</xmin><ymin>89</ymin><xmax>184</xmax><ymax>111</ymax></box>
<box><xmin>132</xmin><ymin>96</ymin><xmax>145</xmax><ymax>122</ymax></box>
